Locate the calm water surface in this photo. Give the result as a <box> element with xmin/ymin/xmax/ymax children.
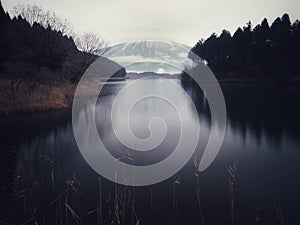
<box><xmin>0</xmin><ymin>78</ymin><xmax>300</xmax><ymax>225</ymax></box>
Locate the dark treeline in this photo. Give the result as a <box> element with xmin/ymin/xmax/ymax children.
<box><xmin>188</xmin><ymin>14</ymin><xmax>300</xmax><ymax>82</ymax></box>
<box><xmin>0</xmin><ymin>1</ymin><xmax>125</xmax><ymax>113</ymax></box>
<box><xmin>0</xmin><ymin>2</ymin><xmax>125</xmax><ymax>84</ymax></box>
<box><xmin>0</xmin><ymin>2</ymin><xmax>95</xmax><ymax>84</ymax></box>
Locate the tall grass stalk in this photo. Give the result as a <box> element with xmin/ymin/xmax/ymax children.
<box><xmin>228</xmin><ymin>163</ymin><xmax>237</xmax><ymax>225</ymax></box>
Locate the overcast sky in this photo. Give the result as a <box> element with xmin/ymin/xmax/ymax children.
<box><xmin>2</xmin><ymin>0</ymin><xmax>300</xmax><ymax>46</ymax></box>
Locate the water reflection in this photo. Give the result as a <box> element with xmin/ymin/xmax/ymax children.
<box><xmin>183</xmin><ymin>81</ymin><xmax>300</xmax><ymax>148</ymax></box>
<box><xmin>0</xmin><ymin>79</ymin><xmax>300</xmax><ymax>225</ymax></box>
<box><xmin>94</xmin><ymin>79</ymin><xmax>200</xmax><ymax>166</ymax></box>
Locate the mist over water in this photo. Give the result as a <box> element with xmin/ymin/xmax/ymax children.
<box><xmin>1</xmin><ymin>79</ymin><xmax>300</xmax><ymax>225</ymax></box>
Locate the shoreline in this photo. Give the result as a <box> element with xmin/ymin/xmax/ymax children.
<box><xmin>0</xmin><ymin>79</ymin><xmax>115</xmax><ymax>116</ymax></box>
<box><xmin>1</xmin><ymin>76</ymin><xmax>300</xmax><ymax>116</ymax></box>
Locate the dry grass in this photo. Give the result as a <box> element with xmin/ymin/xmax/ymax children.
<box><xmin>0</xmin><ymin>79</ymin><xmax>112</xmax><ymax>114</ymax></box>
<box><xmin>0</xmin><ymin>79</ymin><xmax>75</xmax><ymax>114</ymax></box>
<box><xmin>228</xmin><ymin>163</ymin><xmax>238</xmax><ymax>225</ymax></box>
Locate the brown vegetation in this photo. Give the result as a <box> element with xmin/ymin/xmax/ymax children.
<box><xmin>0</xmin><ymin>78</ymin><xmax>116</xmax><ymax>114</ymax></box>
<box><xmin>0</xmin><ymin>79</ymin><xmax>76</xmax><ymax>114</ymax></box>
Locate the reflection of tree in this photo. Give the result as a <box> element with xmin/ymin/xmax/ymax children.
<box><xmin>182</xmin><ymin>83</ymin><xmax>300</xmax><ymax>149</ymax></box>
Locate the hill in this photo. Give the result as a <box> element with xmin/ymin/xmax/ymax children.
<box><xmin>0</xmin><ymin>2</ymin><xmax>125</xmax><ymax>114</ymax></box>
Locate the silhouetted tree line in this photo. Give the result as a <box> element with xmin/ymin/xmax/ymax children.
<box><xmin>187</xmin><ymin>14</ymin><xmax>300</xmax><ymax>81</ymax></box>
<box><xmin>0</xmin><ymin>1</ymin><xmax>99</xmax><ymax>84</ymax></box>
<box><xmin>0</xmin><ymin>2</ymin><xmax>125</xmax><ymax>86</ymax></box>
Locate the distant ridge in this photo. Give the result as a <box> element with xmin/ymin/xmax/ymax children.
<box><xmin>101</xmin><ymin>40</ymin><xmax>192</xmax><ymax>74</ymax></box>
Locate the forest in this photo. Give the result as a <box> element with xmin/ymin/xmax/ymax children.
<box><xmin>0</xmin><ymin>2</ymin><xmax>125</xmax><ymax>114</ymax></box>
<box><xmin>186</xmin><ymin>14</ymin><xmax>300</xmax><ymax>82</ymax></box>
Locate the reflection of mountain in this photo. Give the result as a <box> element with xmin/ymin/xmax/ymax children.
<box><xmin>102</xmin><ymin>41</ymin><xmax>192</xmax><ymax>74</ymax></box>
<box><xmin>2</xmin><ymin>81</ymin><xmax>300</xmax><ymax>224</ymax></box>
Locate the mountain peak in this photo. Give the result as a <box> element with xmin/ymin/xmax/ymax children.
<box><xmin>102</xmin><ymin>40</ymin><xmax>192</xmax><ymax>74</ymax></box>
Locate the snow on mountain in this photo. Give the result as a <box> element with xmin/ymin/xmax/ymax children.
<box><xmin>101</xmin><ymin>41</ymin><xmax>192</xmax><ymax>74</ymax></box>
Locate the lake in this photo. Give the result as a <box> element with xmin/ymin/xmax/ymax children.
<box><xmin>0</xmin><ymin>78</ymin><xmax>300</xmax><ymax>225</ymax></box>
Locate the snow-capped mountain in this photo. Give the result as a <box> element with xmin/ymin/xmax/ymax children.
<box><xmin>101</xmin><ymin>41</ymin><xmax>192</xmax><ymax>74</ymax></box>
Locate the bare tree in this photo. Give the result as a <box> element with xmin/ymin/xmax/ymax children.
<box><xmin>11</xmin><ymin>4</ymin><xmax>42</xmax><ymax>25</ymax></box>
<box><xmin>11</xmin><ymin>4</ymin><xmax>74</xmax><ymax>37</ymax></box>
<box><xmin>74</xmin><ymin>32</ymin><xmax>108</xmax><ymax>55</ymax></box>
<box><xmin>11</xmin><ymin>4</ymin><xmax>107</xmax><ymax>55</ymax></box>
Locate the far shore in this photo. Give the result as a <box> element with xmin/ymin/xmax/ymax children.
<box><xmin>182</xmin><ymin>69</ymin><xmax>300</xmax><ymax>86</ymax></box>
<box><xmin>1</xmin><ymin>73</ymin><xmax>300</xmax><ymax>116</ymax></box>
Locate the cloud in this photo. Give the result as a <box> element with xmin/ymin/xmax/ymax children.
<box><xmin>3</xmin><ymin>0</ymin><xmax>300</xmax><ymax>45</ymax></box>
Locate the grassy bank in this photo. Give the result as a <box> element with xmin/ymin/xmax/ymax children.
<box><xmin>0</xmin><ymin>78</ymin><xmax>119</xmax><ymax>115</ymax></box>
<box><xmin>0</xmin><ymin>79</ymin><xmax>76</xmax><ymax>114</ymax></box>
